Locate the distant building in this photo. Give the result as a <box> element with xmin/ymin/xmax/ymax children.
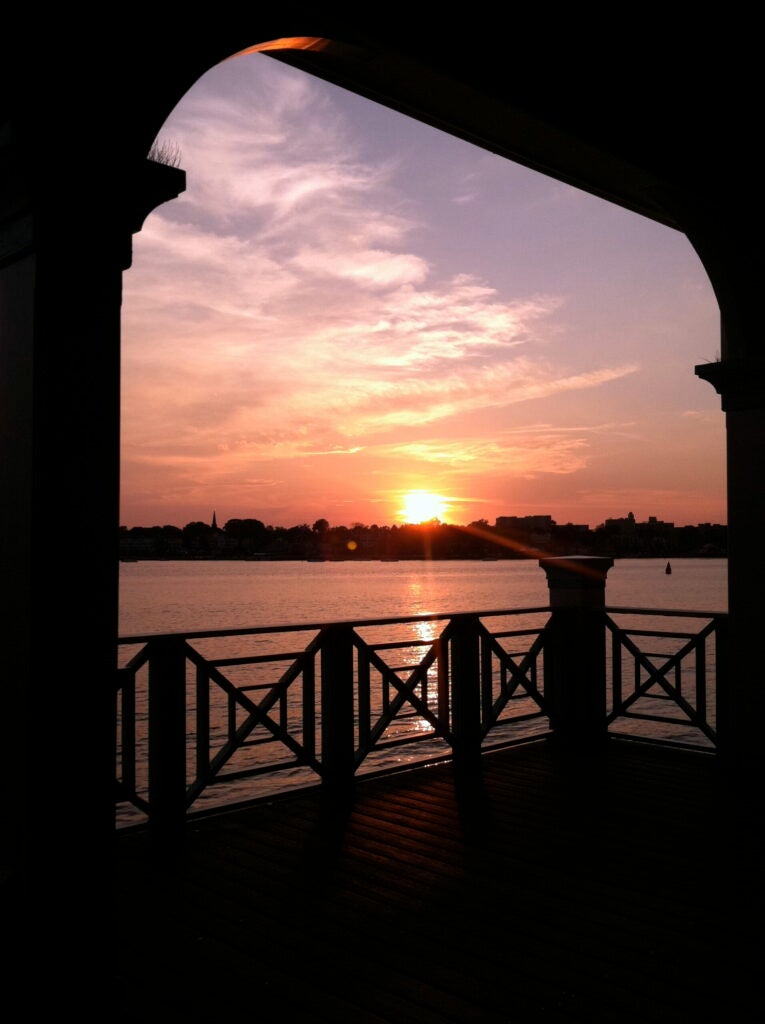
<box><xmin>495</xmin><ymin>515</ymin><xmax>556</xmax><ymax>531</ymax></box>
<box><xmin>596</xmin><ymin>512</ymin><xmax>677</xmax><ymax>555</ymax></box>
<box><xmin>603</xmin><ymin>511</ymin><xmax>636</xmax><ymax>532</ymax></box>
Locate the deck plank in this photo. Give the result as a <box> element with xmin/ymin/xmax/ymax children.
<box><xmin>114</xmin><ymin>739</ymin><xmax>763</xmax><ymax>1022</ymax></box>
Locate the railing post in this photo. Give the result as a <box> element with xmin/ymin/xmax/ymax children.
<box><xmin>713</xmin><ymin>613</ymin><xmax>729</xmax><ymax>754</ymax></box>
<box><xmin>148</xmin><ymin>636</ymin><xmax>188</xmax><ymax>846</ymax></box>
<box><xmin>539</xmin><ymin>556</ymin><xmax>614</xmax><ymax>750</ymax></box>
<box><xmin>320</xmin><ymin>624</ymin><xmax>356</xmax><ymax>800</ymax></box>
<box><xmin>449</xmin><ymin>613</ymin><xmax>482</xmax><ymax>773</ymax></box>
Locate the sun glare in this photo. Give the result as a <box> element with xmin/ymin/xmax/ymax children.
<box><xmin>399</xmin><ymin>490</ymin><xmax>448</xmax><ymax>524</ymax></box>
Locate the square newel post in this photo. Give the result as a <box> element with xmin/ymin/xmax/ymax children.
<box><xmin>148</xmin><ymin>636</ymin><xmax>189</xmax><ymax>847</ymax></box>
<box><xmin>320</xmin><ymin>625</ymin><xmax>357</xmax><ymax>801</ymax></box>
<box><xmin>539</xmin><ymin>556</ymin><xmax>614</xmax><ymax>750</ymax></box>
<box><xmin>449</xmin><ymin>614</ymin><xmax>482</xmax><ymax>774</ymax></box>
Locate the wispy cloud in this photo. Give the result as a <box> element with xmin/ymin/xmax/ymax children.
<box><xmin>160</xmin><ymin>64</ymin><xmax>400</xmax><ymax>237</ymax></box>
<box><xmin>375</xmin><ymin>420</ymin><xmax>638</xmax><ymax>478</ymax></box>
<box><xmin>121</xmin><ymin>54</ymin><xmax>719</xmax><ymax>528</ymax></box>
<box><xmin>290</xmin><ymin>247</ymin><xmax>429</xmax><ymax>289</ymax></box>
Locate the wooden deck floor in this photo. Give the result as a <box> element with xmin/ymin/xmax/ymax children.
<box><xmin>114</xmin><ymin>739</ymin><xmax>763</xmax><ymax>1023</ymax></box>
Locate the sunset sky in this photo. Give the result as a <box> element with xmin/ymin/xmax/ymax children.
<box><xmin>121</xmin><ymin>50</ymin><xmax>725</xmax><ymax>530</ymax></box>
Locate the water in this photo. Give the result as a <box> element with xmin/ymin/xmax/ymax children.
<box><xmin>117</xmin><ymin>558</ymin><xmax>727</xmax><ymax>823</ymax></box>
<box><xmin>119</xmin><ymin>557</ymin><xmax>727</xmax><ymax>636</ymax></box>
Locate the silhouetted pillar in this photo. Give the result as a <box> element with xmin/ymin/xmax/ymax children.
<box><xmin>539</xmin><ymin>556</ymin><xmax>614</xmax><ymax>748</ymax></box>
<box><xmin>695</xmin><ymin>358</ymin><xmax>765</xmax><ymax>771</ymax></box>
<box><xmin>449</xmin><ymin>613</ymin><xmax>482</xmax><ymax>772</ymax></box>
<box><xmin>675</xmin><ymin>186</ymin><xmax>764</xmax><ymax>776</ymax></box>
<box><xmin>320</xmin><ymin>624</ymin><xmax>357</xmax><ymax>799</ymax></box>
<box><xmin>0</xmin><ymin>135</ymin><xmax>184</xmax><ymax>1012</ymax></box>
<box><xmin>148</xmin><ymin>636</ymin><xmax>189</xmax><ymax>845</ymax></box>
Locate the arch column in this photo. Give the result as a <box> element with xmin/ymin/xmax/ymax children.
<box><xmin>656</xmin><ymin>186</ymin><xmax>765</xmax><ymax>778</ymax></box>
<box><xmin>0</xmin><ymin>138</ymin><xmax>184</xmax><ymax>1008</ymax></box>
<box><xmin>695</xmin><ymin>358</ymin><xmax>765</xmax><ymax>772</ymax></box>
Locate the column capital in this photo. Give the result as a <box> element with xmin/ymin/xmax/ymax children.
<box><xmin>128</xmin><ymin>160</ymin><xmax>186</xmax><ymax>235</ymax></box>
<box><xmin>539</xmin><ymin>556</ymin><xmax>614</xmax><ymax>609</ymax></box>
<box><xmin>695</xmin><ymin>360</ymin><xmax>765</xmax><ymax>412</ymax></box>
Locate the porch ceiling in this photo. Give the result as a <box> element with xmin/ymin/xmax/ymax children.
<box><xmin>254</xmin><ymin>18</ymin><xmax>751</xmax><ymax>232</ymax></box>
<box><xmin>2</xmin><ymin>14</ymin><xmax>752</xmax><ymax>237</ymax></box>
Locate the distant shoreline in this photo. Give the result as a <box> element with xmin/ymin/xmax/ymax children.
<box><xmin>121</xmin><ymin>553</ymin><xmax>728</xmax><ymax>563</ymax></box>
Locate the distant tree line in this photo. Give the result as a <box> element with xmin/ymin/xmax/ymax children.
<box><xmin>119</xmin><ymin>515</ymin><xmax>727</xmax><ymax>561</ymax></box>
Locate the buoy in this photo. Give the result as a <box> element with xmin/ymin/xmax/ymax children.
<box><xmin>665</xmin><ymin>561</ymin><xmax>672</xmax><ymax>575</ymax></box>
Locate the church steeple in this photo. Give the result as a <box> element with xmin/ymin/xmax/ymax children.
<box><xmin>211</xmin><ymin>510</ymin><xmax>218</xmax><ymax>531</ymax></box>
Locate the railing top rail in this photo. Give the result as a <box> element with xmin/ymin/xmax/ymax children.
<box><xmin>118</xmin><ymin>606</ymin><xmax>554</xmax><ymax>645</ymax></box>
<box><xmin>606</xmin><ymin>606</ymin><xmax>727</xmax><ymax>619</ymax></box>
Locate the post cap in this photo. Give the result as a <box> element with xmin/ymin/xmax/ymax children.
<box><xmin>539</xmin><ymin>556</ymin><xmax>614</xmax><ymax>607</ymax></box>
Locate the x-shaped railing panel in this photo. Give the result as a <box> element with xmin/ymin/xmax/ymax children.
<box><xmin>185</xmin><ymin>637</ymin><xmax>324</xmax><ymax>803</ymax></box>
<box><xmin>353</xmin><ymin>627</ymin><xmax>454</xmax><ymax>763</ymax></box>
<box><xmin>477</xmin><ymin>620</ymin><xmax>550</xmax><ymax>733</ymax></box>
<box><xmin>605</xmin><ymin>614</ymin><xmax>717</xmax><ymax>745</ymax></box>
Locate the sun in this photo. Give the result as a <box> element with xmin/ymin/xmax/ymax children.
<box><xmin>399</xmin><ymin>490</ymin><xmax>448</xmax><ymax>524</ymax></box>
